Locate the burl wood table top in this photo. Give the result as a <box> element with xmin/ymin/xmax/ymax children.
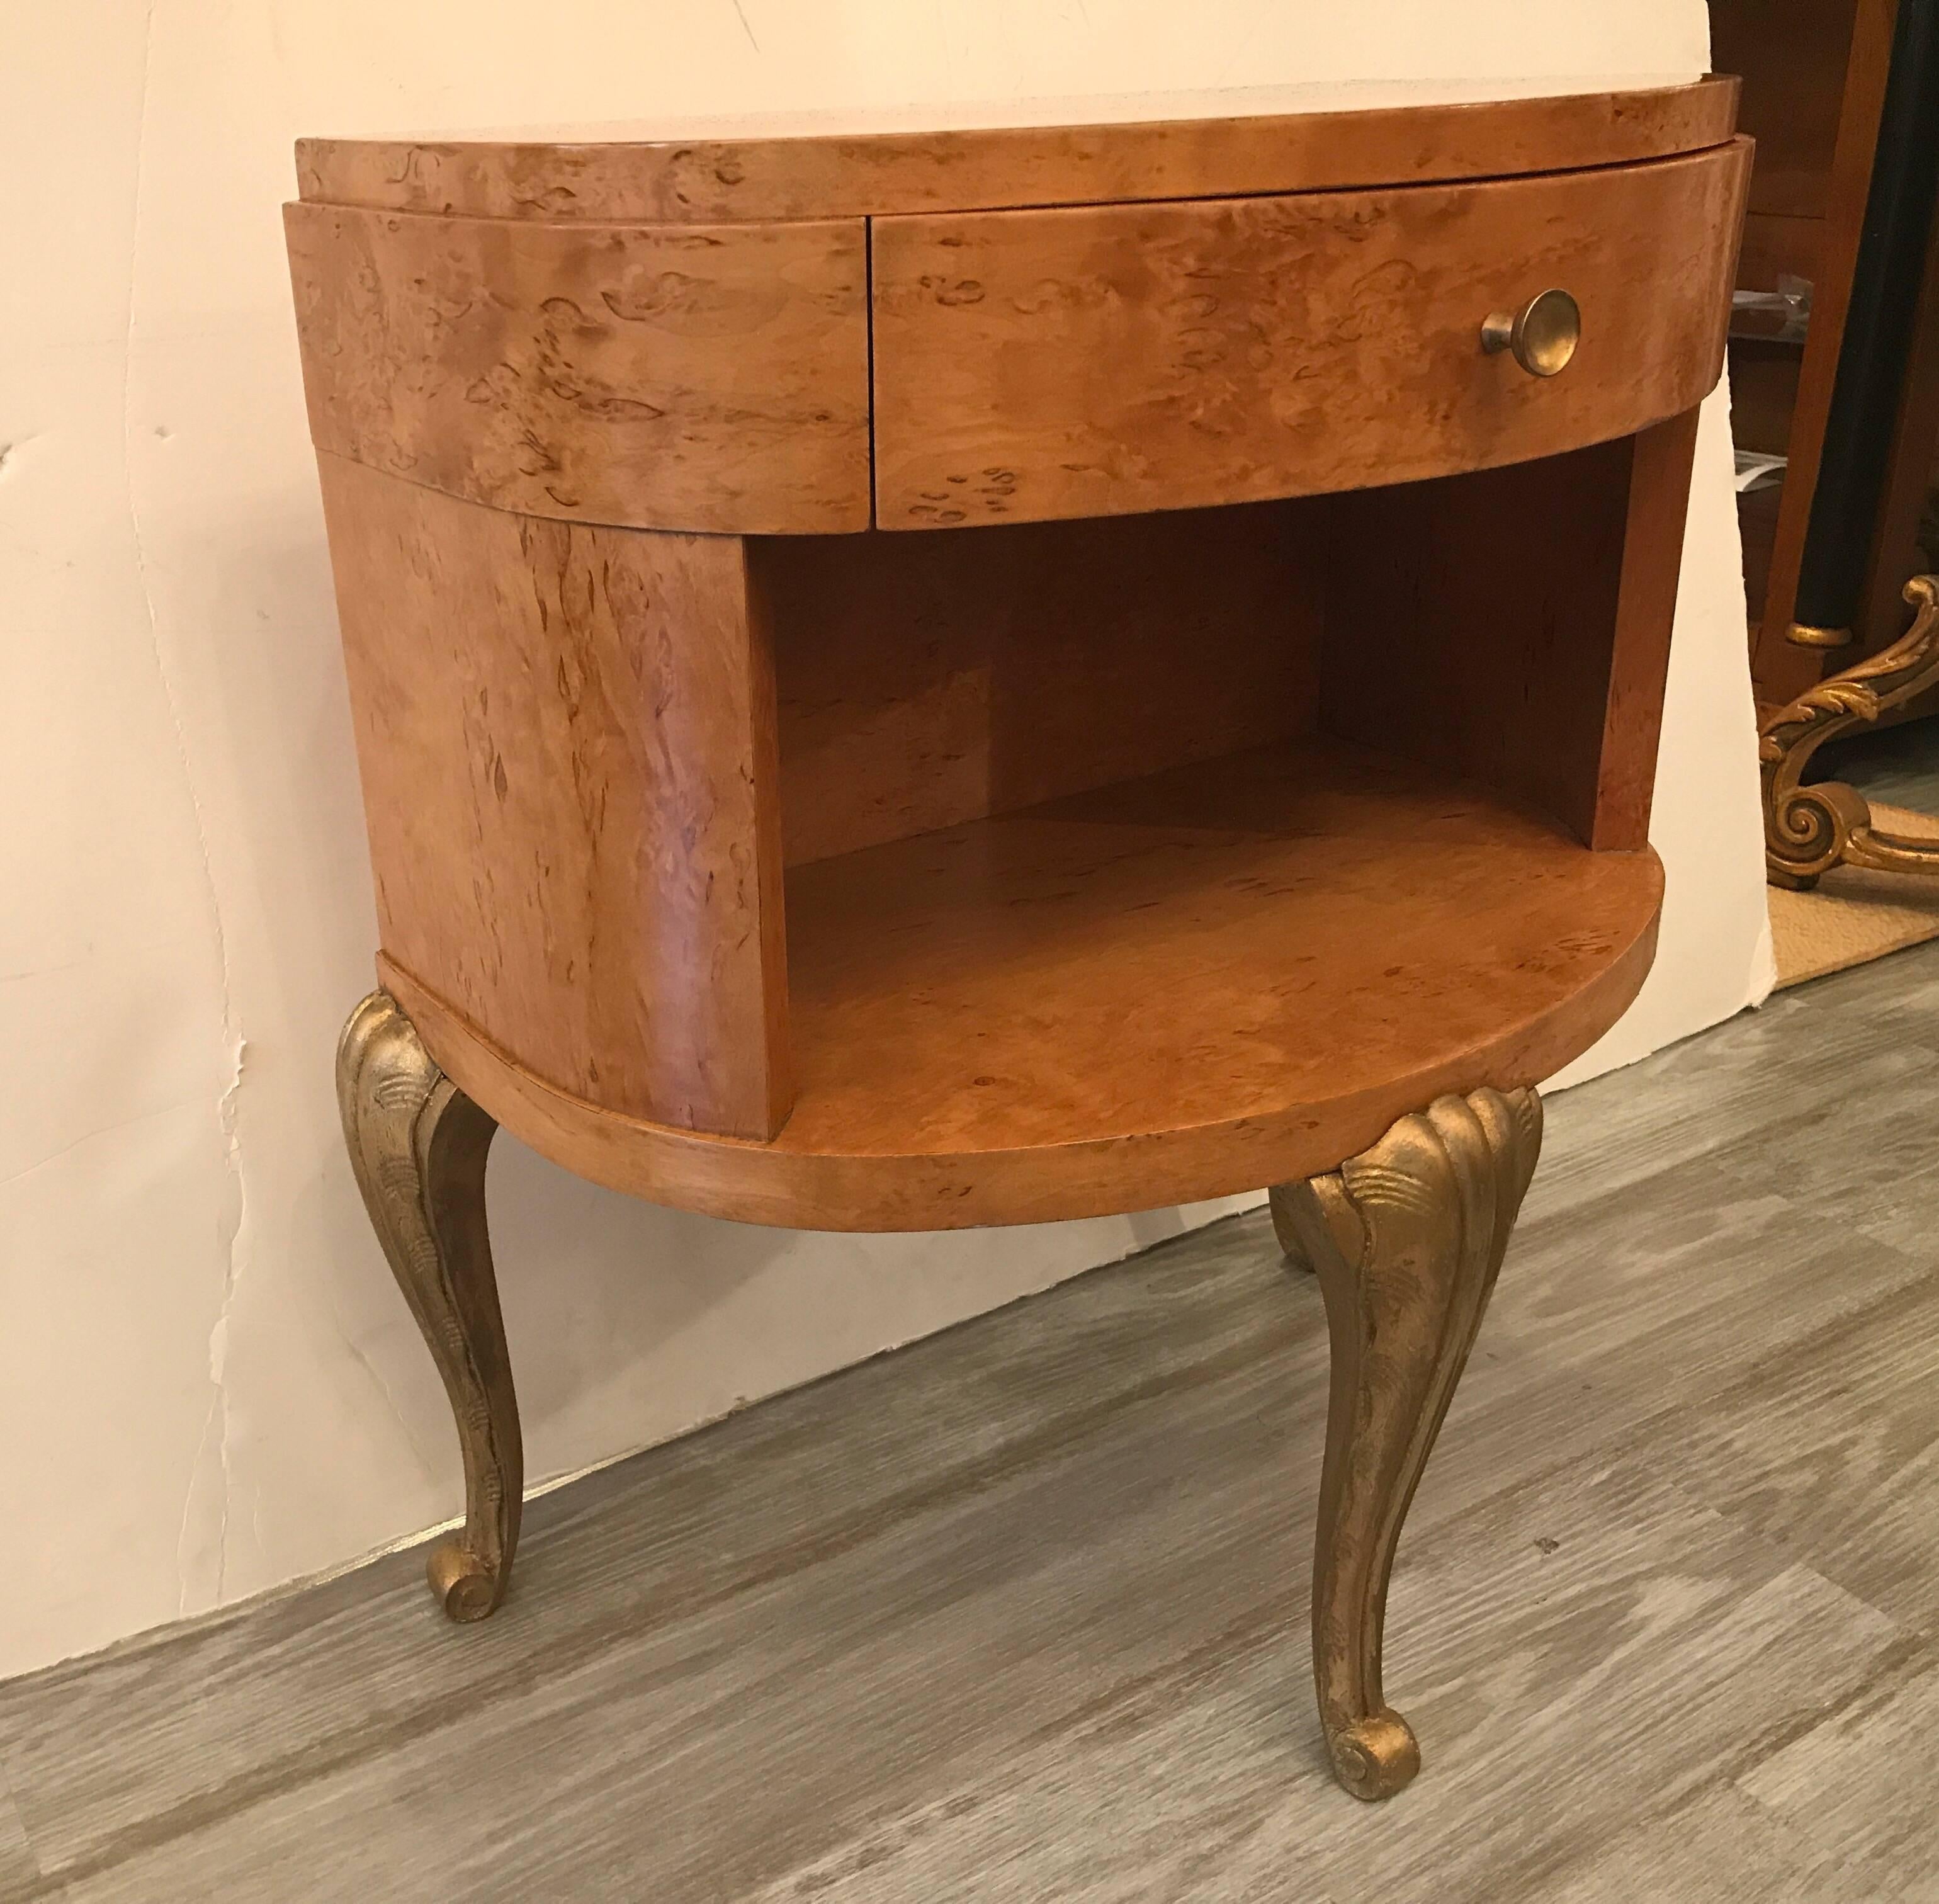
<box><xmin>297</xmin><ymin>76</ymin><xmax>1737</xmax><ymax>222</ymax></box>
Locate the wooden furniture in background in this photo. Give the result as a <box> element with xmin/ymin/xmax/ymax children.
<box><xmin>1724</xmin><ymin>0</ymin><xmax>1939</xmax><ymax>888</ymax></box>
<box><xmin>1716</xmin><ymin>0</ymin><xmax>1939</xmax><ymax>705</ymax></box>
<box><xmin>291</xmin><ymin>81</ymin><xmax>1748</xmax><ymax>1801</ymax></box>
<box><xmin>1762</xmin><ymin>575</ymin><xmax>1939</xmax><ymax>886</ymax></box>
<box><xmin>1716</xmin><ymin>0</ymin><xmax>1891</xmax><ymax>689</ymax></box>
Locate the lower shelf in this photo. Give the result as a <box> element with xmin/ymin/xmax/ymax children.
<box><xmin>390</xmin><ymin>737</ymin><xmax>1661</xmax><ymax>1230</ymax></box>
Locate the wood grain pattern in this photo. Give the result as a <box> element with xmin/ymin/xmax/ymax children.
<box><xmin>320</xmin><ymin>455</ymin><xmax>792</xmax><ymax>1140</ymax></box>
<box><xmin>1726</xmin><ymin>334</ymin><xmax>1805</xmax><ymax>455</ymax></box>
<box><xmin>1320</xmin><ymin>414</ymin><xmax>1699</xmax><ymax>851</ymax></box>
<box><xmin>1751</xmin><ymin>0</ymin><xmax>1899</xmax><ymax>693</ymax></box>
<box><xmin>1590</xmin><ymin>409</ymin><xmax>1705</xmax><ymax>847</ymax></box>
<box><xmin>1710</xmin><ymin>0</ymin><xmax>1858</xmax><ymax>223</ymax></box>
<box><xmin>0</xmin><ymin>1782</ymin><xmax>36</xmax><ymax>1901</ymax></box>
<box><xmin>761</xmin><ymin>500</ymin><xmax>1330</xmax><ymax>863</ymax></box>
<box><xmin>1856</xmin><ymin>200</ymin><xmax>1939</xmax><ymax>655</ymax></box>
<box><xmin>1321</xmin><ymin>441</ymin><xmax>1631</xmax><ymax>848</ymax></box>
<box><xmin>295</xmin><ymin>81</ymin><xmax>1740</xmax><ymax>226</ymax></box>
<box><xmin>1739</xmin><ymin>1657</ymin><xmax>1939</xmax><ymax>1891</ymax></box>
<box><xmin>9</xmin><ymin>938</ymin><xmax>1939</xmax><ymax>1901</ymax></box>
<box><xmin>380</xmin><ymin>738</ymin><xmax>1661</xmax><ymax>1231</ymax></box>
<box><xmin>1738</xmin><ymin>210</ymin><xmax>1824</xmax><ymax>293</ymax></box>
<box><xmin>1666</xmin><ymin>1274</ymin><xmax>1939</xmax><ymax>1641</ymax></box>
<box><xmin>285</xmin><ymin>202</ymin><xmax>870</xmax><ymax>533</ymax></box>
<box><xmin>871</xmin><ymin>144</ymin><xmax>1748</xmax><ymax>528</ymax></box>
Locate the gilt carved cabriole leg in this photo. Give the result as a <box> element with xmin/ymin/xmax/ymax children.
<box><xmin>1274</xmin><ymin>1085</ymin><xmax>1543</xmax><ymax>1799</ymax></box>
<box><xmin>337</xmin><ymin>989</ymin><xmax>523</xmax><ymax>1623</ymax></box>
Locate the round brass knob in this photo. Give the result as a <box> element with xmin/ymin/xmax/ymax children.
<box><xmin>1479</xmin><ymin>288</ymin><xmax>1581</xmax><ymax>378</ymax></box>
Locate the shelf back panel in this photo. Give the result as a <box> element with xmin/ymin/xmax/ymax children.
<box><xmin>1320</xmin><ymin>412</ymin><xmax>1701</xmax><ymax>851</ymax></box>
<box><xmin>761</xmin><ymin>497</ymin><xmax>1332</xmax><ymax>866</ymax></box>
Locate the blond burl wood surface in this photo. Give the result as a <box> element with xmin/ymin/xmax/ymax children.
<box><xmin>1322</xmin><ymin>409</ymin><xmax>1702</xmax><ymax>851</ymax></box>
<box><xmin>295</xmin><ymin>79</ymin><xmax>1738</xmax><ymax>225</ymax></box>
<box><xmin>871</xmin><ymin>142</ymin><xmax>1748</xmax><ymax>528</ymax></box>
<box><xmin>320</xmin><ymin>455</ymin><xmax>792</xmax><ymax>1140</ymax></box>
<box><xmin>378</xmin><ymin>739</ymin><xmax>1660</xmax><ymax>1231</ymax></box>
<box><xmin>285</xmin><ymin>203</ymin><xmax>869</xmax><ymax>533</ymax></box>
<box><xmin>762</xmin><ymin>501</ymin><xmax>1328</xmax><ymax>864</ymax></box>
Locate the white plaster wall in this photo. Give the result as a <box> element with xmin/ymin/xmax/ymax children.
<box><xmin>0</xmin><ymin>0</ymin><xmax>1765</xmax><ymax>1679</ymax></box>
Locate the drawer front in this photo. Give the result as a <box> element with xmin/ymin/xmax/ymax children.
<box><xmin>870</xmin><ymin>141</ymin><xmax>1748</xmax><ymax>528</ymax></box>
<box><xmin>286</xmin><ymin>203</ymin><xmax>872</xmax><ymax>535</ymax></box>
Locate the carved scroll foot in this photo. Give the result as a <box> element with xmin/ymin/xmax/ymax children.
<box><xmin>1276</xmin><ymin>1086</ymin><xmax>1543</xmax><ymax>1799</ymax></box>
<box><xmin>1761</xmin><ymin>575</ymin><xmax>1939</xmax><ymax>886</ymax></box>
<box><xmin>337</xmin><ymin>989</ymin><xmax>521</xmax><ymax>1623</ymax></box>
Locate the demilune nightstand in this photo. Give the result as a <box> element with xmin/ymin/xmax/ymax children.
<box><xmin>289</xmin><ymin>77</ymin><xmax>1748</xmax><ymax>1798</ymax></box>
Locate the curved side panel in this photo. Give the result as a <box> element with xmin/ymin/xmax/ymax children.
<box><xmin>286</xmin><ymin>203</ymin><xmax>871</xmax><ymax>534</ymax></box>
<box><xmin>322</xmin><ymin>458</ymin><xmax>793</xmax><ymax>1140</ymax></box>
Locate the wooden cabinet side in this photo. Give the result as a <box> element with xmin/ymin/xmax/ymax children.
<box><xmin>1588</xmin><ymin>406</ymin><xmax>1705</xmax><ymax>849</ymax></box>
<box><xmin>319</xmin><ymin>455</ymin><xmax>793</xmax><ymax>1141</ymax></box>
<box><xmin>1318</xmin><ymin>407</ymin><xmax>1702</xmax><ymax>852</ymax></box>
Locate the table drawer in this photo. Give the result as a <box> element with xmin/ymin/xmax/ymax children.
<box><xmin>286</xmin><ymin>203</ymin><xmax>873</xmax><ymax>535</ymax></box>
<box><xmin>870</xmin><ymin>140</ymin><xmax>1749</xmax><ymax>527</ymax></box>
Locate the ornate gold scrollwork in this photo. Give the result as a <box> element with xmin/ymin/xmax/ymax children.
<box><xmin>1760</xmin><ymin>575</ymin><xmax>1939</xmax><ymax>890</ymax></box>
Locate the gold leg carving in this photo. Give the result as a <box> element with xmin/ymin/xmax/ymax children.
<box><xmin>1761</xmin><ymin>574</ymin><xmax>1939</xmax><ymax>888</ymax></box>
<box><xmin>337</xmin><ymin>989</ymin><xmax>522</xmax><ymax>1623</ymax></box>
<box><xmin>1277</xmin><ymin>1085</ymin><xmax>1542</xmax><ymax>1800</ymax></box>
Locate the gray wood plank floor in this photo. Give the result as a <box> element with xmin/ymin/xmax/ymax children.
<box><xmin>7</xmin><ymin>938</ymin><xmax>1939</xmax><ymax>1901</ymax></box>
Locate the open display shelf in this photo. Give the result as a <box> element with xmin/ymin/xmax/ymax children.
<box><xmin>787</xmin><ymin>738</ymin><xmax>1660</xmax><ymax>1191</ymax></box>
<box><xmin>397</xmin><ymin>735</ymin><xmax>1659</xmax><ymax>1230</ymax></box>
